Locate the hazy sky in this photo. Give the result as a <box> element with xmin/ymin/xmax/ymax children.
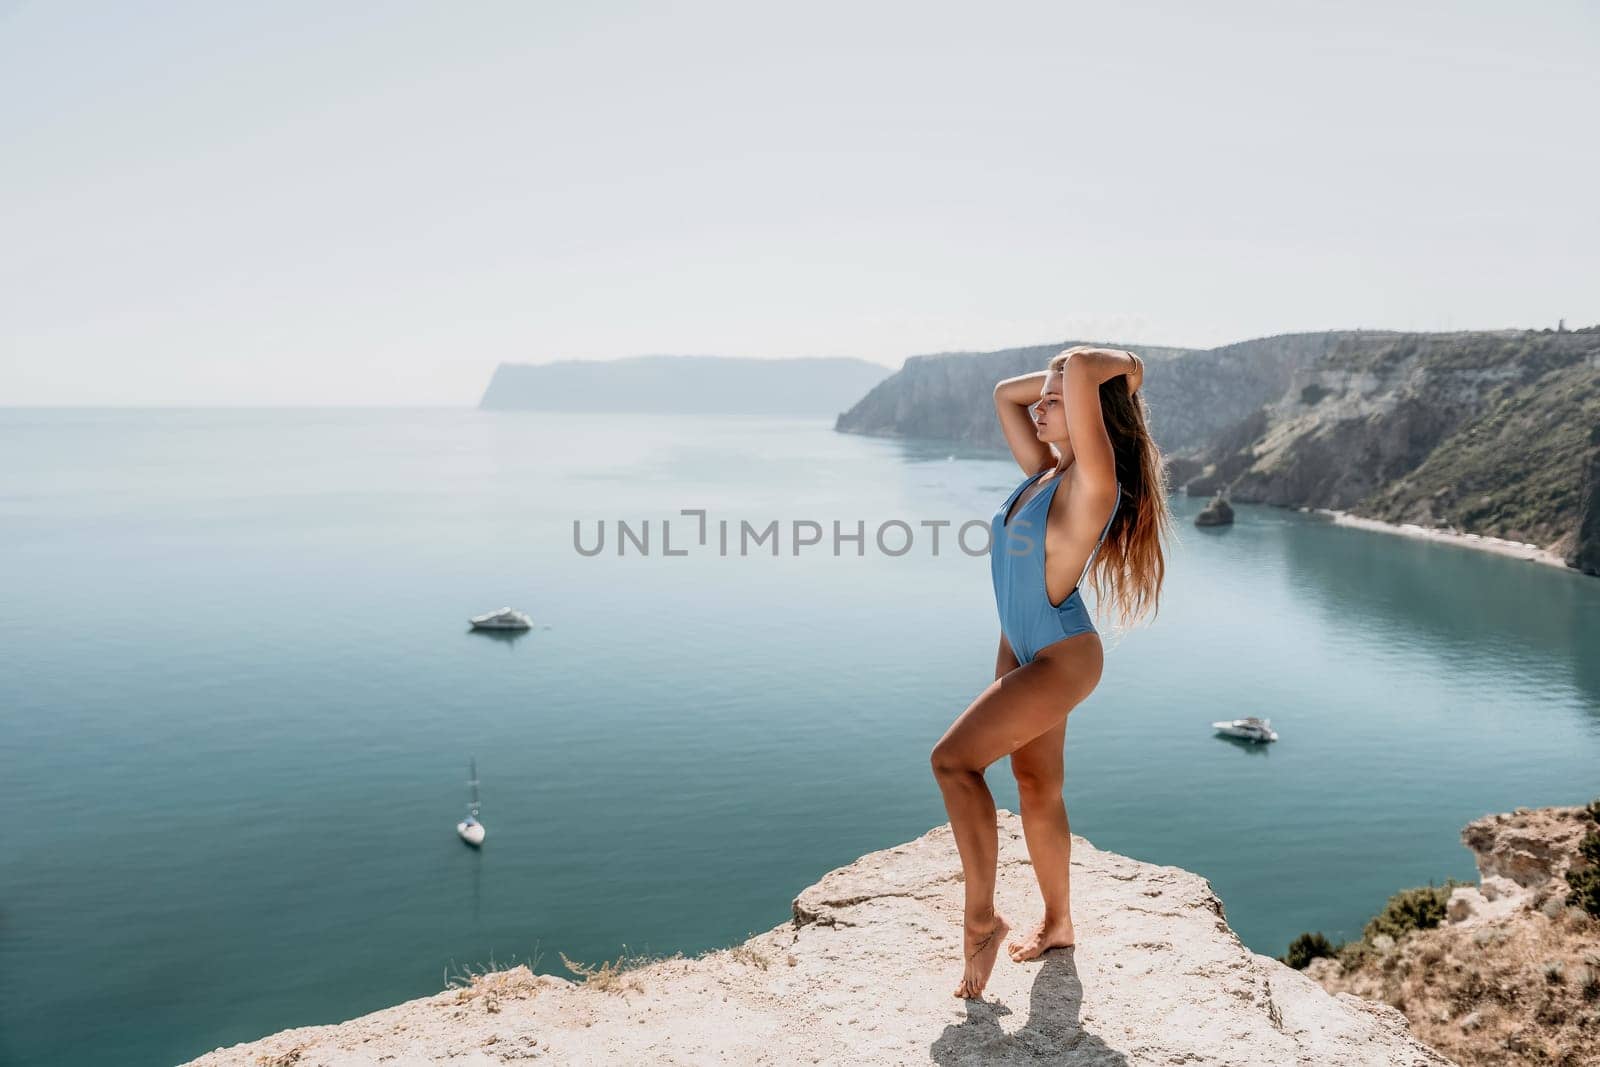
<box><xmin>3</xmin><ymin>1</ymin><xmax>1596</xmax><ymax>405</ymax></box>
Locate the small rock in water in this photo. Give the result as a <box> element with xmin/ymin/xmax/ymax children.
<box><xmin>1195</xmin><ymin>494</ymin><xmax>1235</xmax><ymax>527</ymax></box>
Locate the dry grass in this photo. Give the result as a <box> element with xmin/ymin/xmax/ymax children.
<box><xmin>727</xmin><ymin>943</ymin><xmax>771</xmax><ymax>970</ymax></box>
<box><xmin>1315</xmin><ymin>906</ymin><xmax>1600</xmax><ymax>1066</ymax></box>
<box><xmin>444</xmin><ymin>949</ymin><xmax>549</xmax><ymax>1014</ymax></box>
<box><xmin>558</xmin><ymin>945</ymin><xmax>686</xmax><ymax>994</ymax></box>
<box><xmin>709</xmin><ymin>930</ymin><xmax>800</xmax><ymax>971</ymax></box>
<box><xmin>449</xmin><ymin>932</ymin><xmax>794</xmax><ymax>1009</ymax></box>
<box><xmin>253</xmin><ymin>1048</ymin><xmax>304</xmax><ymax>1067</ymax></box>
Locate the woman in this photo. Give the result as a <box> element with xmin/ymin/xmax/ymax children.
<box><xmin>931</xmin><ymin>345</ymin><xmax>1174</xmax><ymax>1000</ymax></box>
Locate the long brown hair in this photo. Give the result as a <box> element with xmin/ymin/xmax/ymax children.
<box><xmin>1047</xmin><ymin>350</ymin><xmax>1175</xmax><ymax>630</ymax></box>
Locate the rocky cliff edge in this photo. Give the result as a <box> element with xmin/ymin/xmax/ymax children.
<box><xmin>186</xmin><ymin>811</ymin><xmax>1452</xmax><ymax>1066</ymax></box>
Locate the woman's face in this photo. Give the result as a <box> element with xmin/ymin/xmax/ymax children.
<box><xmin>1031</xmin><ymin>371</ymin><xmax>1067</xmax><ymax>442</ymax></box>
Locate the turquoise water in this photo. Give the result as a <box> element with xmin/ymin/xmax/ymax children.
<box><xmin>2</xmin><ymin>408</ymin><xmax>1597</xmax><ymax>1067</ymax></box>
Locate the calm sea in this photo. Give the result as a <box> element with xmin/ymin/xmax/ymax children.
<box><xmin>2</xmin><ymin>408</ymin><xmax>1597</xmax><ymax>1067</ymax></box>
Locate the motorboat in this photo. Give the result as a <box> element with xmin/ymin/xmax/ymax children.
<box><xmin>457</xmin><ymin>757</ymin><xmax>486</xmax><ymax>847</ymax></box>
<box><xmin>469</xmin><ymin>606</ymin><xmax>532</xmax><ymax>630</ymax></box>
<box><xmin>1211</xmin><ymin>716</ymin><xmax>1278</xmax><ymax>743</ymax></box>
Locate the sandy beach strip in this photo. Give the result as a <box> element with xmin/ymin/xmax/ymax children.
<box><xmin>1303</xmin><ymin>506</ymin><xmax>1570</xmax><ymax>569</ymax></box>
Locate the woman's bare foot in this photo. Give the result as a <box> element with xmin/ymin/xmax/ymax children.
<box><xmin>954</xmin><ymin>911</ymin><xmax>1010</xmax><ymax>999</ymax></box>
<box><xmin>1006</xmin><ymin>914</ymin><xmax>1075</xmax><ymax>962</ymax></box>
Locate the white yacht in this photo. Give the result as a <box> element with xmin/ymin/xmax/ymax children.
<box><xmin>469</xmin><ymin>606</ymin><xmax>532</xmax><ymax>630</ymax></box>
<box><xmin>1211</xmin><ymin>716</ymin><xmax>1279</xmax><ymax>743</ymax></box>
<box><xmin>457</xmin><ymin>758</ymin><xmax>486</xmax><ymax>847</ymax></box>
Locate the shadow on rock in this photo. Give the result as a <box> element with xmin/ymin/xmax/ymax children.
<box><xmin>930</xmin><ymin>947</ymin><xmax>1128</xmax><ymax>1065</ymax></box>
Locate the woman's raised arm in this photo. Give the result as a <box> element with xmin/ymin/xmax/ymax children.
<box><xmin>1057</xmin><ymin>346</ymin><xmax>1140</xmax><ymax>494</ymax></box>
<box><xmin>993</xmin><ymin>371</ymin><xmax>1060</xmax><ymax>477</ymax></box>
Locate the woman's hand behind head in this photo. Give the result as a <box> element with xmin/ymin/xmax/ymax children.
<box><xmin>1054</xmin><ymin>346</ymin><xmax>1142</xmax><ymax>393</ymax></box>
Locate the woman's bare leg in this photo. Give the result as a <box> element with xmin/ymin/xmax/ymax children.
<box><xmin>929</xmin><ymin>735</ymin><xmax>1007</xmax><ymax>1000</ymax></box>
<box><xmin>1006</xmin><ymin>716</ymin><xmax>1078</xmax><ymax>960</ymax></box>
<box><xmin>1006</xmin><ymin>634</ymin><xmax>1101</xmax><ymax>959</ymax></box>
<box><xmin>930</xmin><ymin>631</ymin><xmax>1103</xmax><ymax>997</ymax></box>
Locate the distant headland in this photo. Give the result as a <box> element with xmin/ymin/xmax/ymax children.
<box><xmin>479</xmin><ymin>354</ymin><xmax>891</xmax><ymax>416</ymax></box>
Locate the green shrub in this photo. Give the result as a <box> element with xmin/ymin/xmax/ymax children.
<box><xmin>1572</xmin><ymin>871</ymin><xmax>1600</xmax><ymax>917</ymax></box>
<box><xmin>1574</xmin><ymin>797</ymin><xmax>1600</xmax><ymax>919</ymax></box>
<box><xmin>1580</xmin><ymin>830</ymin><xmax>1600</xmax><ymax>868</ymax></box>
<box><xmin>1362</xmin><ymin>880</ymin><xmax>1464</xmax><ymax>943</ymax></box>
<box><xmin>1571</xmin><ymin>861</ymin><xmax>1600</xmax><ymax>919</ymax></box>
<box><xmin>1283</xmin><ymin>931</ymin><xmax>1340</xmax><ymax>970</ymax></box>
<box><xmin>1337</xmin><ymin>938</ymin><xmax>1375</xmax><ymax>971</ymax></box>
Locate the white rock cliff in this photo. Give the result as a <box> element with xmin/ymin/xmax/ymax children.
<box><xmin>186</xmin><ymin>811</ymin><xmax>1453</xmax><ymax>1066</ymax></box>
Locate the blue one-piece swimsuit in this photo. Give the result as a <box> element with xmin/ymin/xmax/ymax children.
<box><xmin>990</xmin><ymin>469</ymin><xmax>1121</xmax><ymax>665</ymax></box>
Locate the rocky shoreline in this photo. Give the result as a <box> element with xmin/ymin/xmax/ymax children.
<box><xmin>184</xmin><ymin>812</ymin><xmax>1450</xmax><ymax>1066</ymax></box>
<box><xmin>1306</xmin><ymin>507</ymin><xmax>1572</xmax><ymax>570</ymax></box>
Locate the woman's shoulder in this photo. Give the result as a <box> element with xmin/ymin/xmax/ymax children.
<box><xmin>1052</xmin><ymin>467</ymin><xmax>1116</xmax><ymax>515</ymax></box>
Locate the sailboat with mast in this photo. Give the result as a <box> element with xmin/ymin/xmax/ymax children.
<box><xmin>457</xmin><ymin>757</ymin><xmax>486</xmax><ymax>847</ymax></box>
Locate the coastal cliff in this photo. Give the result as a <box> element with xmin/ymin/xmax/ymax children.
<box><xmin>833</xmin><ymin>327</ymin><xmax>1600</xmax><ymax>575</ymax></box>
<box><xmin>1303</xmin><ymin>803</ymin><xmax>1600</xmax><ymax>1067</ymax></box>
<box><xmin>1183</xmin><ymin>329</ymin><xmax>1600</xmax><ymax>572</ymax></box>
<box><xmin>832</xmin><ymin>332</ymin><xmax>1395</xmax><ymax>456</ymax></box>
<box><xmin>186</xmin><ymin>812</ymin><xmax>1450</xmax><ymax>1066</ymax></box>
